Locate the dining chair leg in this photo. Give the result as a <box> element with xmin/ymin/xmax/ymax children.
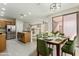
<box><xmin>49</xmin><ymin>44</ymin><xmax>51</xmax><ymax>48</ymax></box>
<box><xmin>37</xmin><ymin>51</ymin><xmax>39</xmax><ymax>56</ymax></box>
<box><xmin>72</xmin><ymin>51</ymin><xmax>75</xmax><ymax>56</ymax></box>
<box><xmin>61</xmin><ymin>51</ymin><xmax>63</xmax><ymax>56</ymax></box>
<box><xmin>52</xmin><ymin>45</ymin><xmax>53</xmax><ymax>56</ymax></box>
<box><xmin>51</xmin><ymin>51</ymin><xmax>53</xmax><ymax>56</ymax></box>
<box><xmin>74</xmin><ymin>52</ymin><xmax>75</xmax><ymax>56</ymax></box>
<box><xmin>64</xmin><ymin>53</ymin><xmax>66</xmax><ymax>56</ymax></box>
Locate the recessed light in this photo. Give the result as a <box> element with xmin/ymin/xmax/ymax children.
<box><xmin>1</xmin><ymin>8</ymin><xmax>6</xmax><ymax>11</ymax></box>
<box><xmin>20</xmin><ymin>14</ymin><xmax>27</xmax><ymax>17</ymax></box>
<box><xmin>28</xmin><ymin>12</ymin><xmax>31</xmax><ymax>15</ymax></box>
<box><xmin>24</xmin><ymin>14</ymin><xmax>27</xmax><ymax>16</ymax></box>
<box><xmin>1</xmin><ymin>11</ymin><xmax>5</xmax><ymax>14</ymax></box>
<box><xmin>0</xmin><ymin>14</ymin><xmax>4</xmax><ymax>16</ymax></box>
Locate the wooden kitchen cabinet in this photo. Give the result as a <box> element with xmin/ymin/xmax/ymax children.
<box><xmin>17</xmin><ymin>32</ymin><xmax>31</xmax><ymax>43</ymax></box>
<box><xmin>22</xmin><ymin>32</ymin><xmax>31</xmax><ymax>43</ymax></box>
<box><xmin>0</xmin><ymin>18</ymin><xmax>16</xmax><ymax>27</ymax></box>
<box><xmin>0</xmin><ymin>21</ymin><xmax>5</xmax><ymax>28</ymax></box>
<box><xmin>0</xmin><ymin>34</ymin><xmax>6</xmax><ymax>52</ymax></box>
<box><xmin>0</xmin><ymin>19</ymin><xmax>16</xmax><ymax>28</ymax></box>
<box><xmin>5</xmin><ymin>21</ymin><xmax>11</xmax><ymax>25</ymax></box>
<box><xmin>5</xmin><ymin>20</ymin><xmax>15</xmax><ymax>25</ymax></box>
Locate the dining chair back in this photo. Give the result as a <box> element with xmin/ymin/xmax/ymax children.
<box><xmin>61</xmin><ymin>36</ymin><xmax>77</xmax><ymax>56</ymax></box>
<box><xmin>37</xmin><ymin>39</ymin><xmax>53</xmax><ymax>56</ymax></box>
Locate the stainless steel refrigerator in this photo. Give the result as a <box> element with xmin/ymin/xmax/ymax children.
<box><xmin>6</xmin><ymin>25</ymin><xmax>16</xmax><ymax>40</ymax></box>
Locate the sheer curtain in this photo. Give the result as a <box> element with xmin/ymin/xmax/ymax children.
<box><xmin>63</xmin><ymin>13</ymin><xmax>77</xmax><ymax>38</ymax></box>
<box><xmin>53</xmin><ymin>16</ymin><xmax>63</xmax><ymax>32</ymax></box>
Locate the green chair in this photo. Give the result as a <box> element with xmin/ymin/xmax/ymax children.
<box><xmin>61</xmin><ymin>36</ymin><xmax>77</xmax><ymax>56</ymax></box>
<box><xmin>65</xmin><ymin>36</ymin><xmax>77</xmax><ymax>45</ymax></box>
<box><xmin>37</xmin><ymin>39</ymin><xmax>53</xmax><ymax>56</ymax></box>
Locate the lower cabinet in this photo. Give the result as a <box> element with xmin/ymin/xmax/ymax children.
<box><xmin>0</xmin><ymin>34</ymin><xmax>6</xmax><ymax>52</ymax></box>
<box><xmin>22</xmin><ymin>32</ymin><xmax>31</xmax><ymax>43</ymax></box>
<box><xmin>17</xmin><ymin>32</ymin><xmax>31</xmax><ymax>43</ymax></box>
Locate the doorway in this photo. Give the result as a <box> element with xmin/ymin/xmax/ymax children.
<box><xmin>31</xmin><ymin>24</ymin><xmax>41</xmax><ymax>42</ymax></box>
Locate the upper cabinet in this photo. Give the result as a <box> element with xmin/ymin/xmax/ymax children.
<box><xmin>5</xmin><ymin>20</ymin><xmax>15</xmax><ymax>25</ymax></box>
<box><xmin>0</xmin><ymin>19</ymin><xmax>16</xmax><ymax>28</ymax></box>
<box><xmin>0</xmin><ymin>20</ymin><xmax>5</xmax><ymax>28</ymax></box>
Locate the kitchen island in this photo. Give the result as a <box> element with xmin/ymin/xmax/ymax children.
<box><xmin>17</xmin><ymin>31</ymin><xmax>31</xmax><ymax>43</ymax></box>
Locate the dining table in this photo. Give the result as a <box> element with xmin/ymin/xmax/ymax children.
<box><xmin>45</xmin><ymin>36</ymin><xmax>68</xmax><ymax>56</ymax></box>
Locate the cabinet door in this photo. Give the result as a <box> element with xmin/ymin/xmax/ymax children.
<box><xmin>6</xmin><ymin>20</ymin><xmax>15</xmax><ymax>25</ymax></box>
<box><xmin>5</xmin><ymin>21</ymin><xmax>11</xmax><ymax>25</ymax></box>
<box><xmin>0</xmin><ymin>22</ymin><xmax>2</xmax><ymax>27</ymax></box>
<box><xmin>0</xmin><ymin>35</ymin><xmax>6</xmax><ymax>52</ymax></box>
<box><xmin>0</xmin><ymin>21</ymin><xmax>5</xmax><ymax>27</ymax></box>
<box><xmin>26</xmin><ymin>32</ymin><xmax>31</xmax><ymax>42</ymax></box>
<box><xmin>22</xmin><ymin>32</ymin><xmax>31</xmax><ymax>43</ymax></box>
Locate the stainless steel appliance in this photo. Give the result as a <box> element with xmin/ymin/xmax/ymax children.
<box><xmin>6</xmin><ymin>25</ymin><xmax>16</xmax><ymax>40</ymax></box>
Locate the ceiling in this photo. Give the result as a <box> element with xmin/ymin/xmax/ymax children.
<box><xmin>0</xmin><ymin>3</ymin><xmax>79</xmax><ymax>23</ymax></box>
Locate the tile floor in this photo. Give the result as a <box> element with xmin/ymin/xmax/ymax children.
<box><xmin>0</xmin><ymin>39</ymin><xmax>79</xmax><ymax>56</ymax></box>
<box><xmin>0</xmin><ymin>39</ymin><xmax>37</xmax><ymax>56</ymax></box>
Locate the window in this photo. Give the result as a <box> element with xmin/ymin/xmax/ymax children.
<box><xmin>52</xmin><ymin>13</ymin><xmax>77</xmax><ymax>38</ymax></box>
<box><xmin>63</xmin><ymin>13</ymin><xmax>77</xmax><ymax>38</ymax></box>
<box><xmin>52</xmin><ymin>16</ymin><xmax>63</xmax><ymax>33</ymax></box>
